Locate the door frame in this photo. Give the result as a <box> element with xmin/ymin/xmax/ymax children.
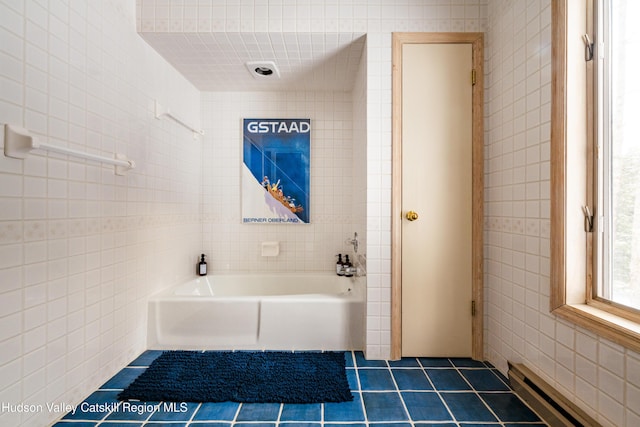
<box><xmin>391</xmin><ymin>32</ymin><xmax>484</xmax><ymax>361</ymax></box>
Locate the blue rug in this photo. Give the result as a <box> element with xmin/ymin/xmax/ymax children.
<box><xmin>118</xmin><ymin>351</ymin><xmax>353</xmax><ymax>403</ymax></box>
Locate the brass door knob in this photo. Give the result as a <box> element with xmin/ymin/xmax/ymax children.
<box><xmin>406</xmin><ymin>210</ymin><xmax>419</xmax><ymax>221</ymax></box>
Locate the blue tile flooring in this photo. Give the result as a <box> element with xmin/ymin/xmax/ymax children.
<box><xmin>53</xmin><ymin>351</ymin><xmax>548</xmax><ymax>426</ymax></box>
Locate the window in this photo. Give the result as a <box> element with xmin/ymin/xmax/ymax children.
<box><xmin>594</xmin><ymin>0</ymin><xmax>640</xmax><ymax>314</ymax></box>
<box><xmin>551</xmin><ymin>0</ymin><xmax>640</xmax><ymax>352</ymax></box>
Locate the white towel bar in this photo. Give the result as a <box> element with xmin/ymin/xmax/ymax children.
<box><xmin>2</xmin><ymin>124</ymin><xmax>136</xmax><ymax>176</ymax></box>
<box><xmin>154</xmin><ymin>101</ymin><xmax>204</xmax><ymax>137</ymax></box>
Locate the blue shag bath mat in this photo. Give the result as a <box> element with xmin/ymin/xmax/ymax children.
<box><xmin>118</xmin><ymin>351</ymin><xmax>353</xmax><ymax>403</ymax></box>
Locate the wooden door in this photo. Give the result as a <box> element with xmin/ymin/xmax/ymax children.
<box><xmin>391</xmin><ymin>33</ymin><xmax>484</xmax><ymax>360</ymax></box>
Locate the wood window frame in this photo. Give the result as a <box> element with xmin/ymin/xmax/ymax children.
<box><xmin>550</xmin><ymin>0</ymin><xmax>640</xmax><ymax>353</ymax></box>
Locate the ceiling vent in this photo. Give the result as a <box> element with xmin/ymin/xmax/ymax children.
<box><xmin>246</xmin><ymin>61</ymin><xmax>280</xmax><ymax>79</ymax></box>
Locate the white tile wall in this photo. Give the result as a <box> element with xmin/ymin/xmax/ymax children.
<box><xmin>199</xmin><ymin>41</ymin><xmax>367</xmax><ymax>277</ymax></box>
<box><xmin>352</xmin><ymin>38</ymin><xmax>370</xmax><ymax>352</ymax></box>
<box><xmin>0</xmin><ymin>0</ymin><xmax>201</xmax><ymax>425</ymax></box>
<box><xmin>200</xmin><ymin>90</ymin><xmax>364</xmax><ymax>272</ymax></box>
<box><xmin>485</xmin><ymin>0</ymin><xmax>640</xmax><ymax>425</ymax></box>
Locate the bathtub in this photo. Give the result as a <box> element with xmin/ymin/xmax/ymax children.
<box><xmin>147</xmin><ymin>273</ymin><xmax>365</xmax><ymax>351</ymax></box>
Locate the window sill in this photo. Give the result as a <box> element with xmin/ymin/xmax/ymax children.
<box><xmin>552</xmin><ymin>303</ymin><xmax>640</xmax><ymax>353</ymax></box>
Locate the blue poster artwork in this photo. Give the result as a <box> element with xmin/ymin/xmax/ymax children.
<box><xmin>242</xmin><ymin>119</ymin><xmax>310</xmax><ymax>224</ymax></box>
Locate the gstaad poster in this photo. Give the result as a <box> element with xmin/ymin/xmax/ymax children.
<box><xmin>242</xmin><ymin>119</ymin><xmax>310</xmax><ymax>224</ymax></box>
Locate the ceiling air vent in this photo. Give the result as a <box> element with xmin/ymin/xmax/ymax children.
<box><xmin>245</xmin><ymin>61</ymin><xmax>280</xmax><ymax>79</ymax></box>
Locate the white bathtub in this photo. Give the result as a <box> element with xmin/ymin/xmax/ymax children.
<box><xmin>147</xmin><ymin>273</ymin><xmax>365</xmax><ymax>351</ymax></box>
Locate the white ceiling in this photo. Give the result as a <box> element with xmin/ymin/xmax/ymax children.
<box><xmin>139</xmin><ymin>32</ymin><xmax>367</xmax><ymax>92</ymax></box>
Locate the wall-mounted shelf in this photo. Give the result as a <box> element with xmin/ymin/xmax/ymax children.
<box><xmin>154</xmin><ymin>101</ymin><xmax>204</xmax><ymax>138</ymax></box>
<box><xmin>2</xmin><ymin>124</ymin><xmax>136</xmax><ymax>176</ymax></box>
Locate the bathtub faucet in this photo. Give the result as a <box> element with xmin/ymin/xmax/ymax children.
<box><xmin>346</xmin><ymin>232</ymin><xmax>359</xmax><ymax>253</ymax></box>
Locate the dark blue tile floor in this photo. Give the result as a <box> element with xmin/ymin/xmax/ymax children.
<box><xmin>53</xmin><ymin>351</ymin><xmax>548</xmax><ymax>426</ymax></box>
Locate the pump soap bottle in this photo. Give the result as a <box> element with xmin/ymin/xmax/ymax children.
<box><xmin>336</xmin><ymin>254</ymin><xmax>345</xmax><ymax>276</ymax></box>
<box><xmin>198</xmin><ymin>254</ymin><xmax>207</xmax><ymax>276</ymax></box>
<box><xmin>344</xmin><ymin>254</ymin><xmax>354</xmax><ymax>277</ymax></box>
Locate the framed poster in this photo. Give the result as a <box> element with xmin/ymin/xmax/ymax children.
<box><xmin>242</xmin><ymin>119</ymin><xmax>310</xmax><ymax>224</ymax></box>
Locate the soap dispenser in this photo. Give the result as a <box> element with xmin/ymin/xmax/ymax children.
<box><xmin>344</xmin><ymin>254</ymin><xmax>354</xmax><ymax>277</ymax></box>
<box><xmin>336</xmin><ymin>254</ymin><xmax>345</xmax><ymax>276</ymax></box>
<box><xmin>197</xmin><ymin>254</ymin><xmax>207</xmax><ymax>276</ymax></box>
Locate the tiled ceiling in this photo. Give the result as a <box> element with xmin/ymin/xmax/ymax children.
<box><xmin>139</xmin><ymin>32</ymin><xmax>366</xmax><ymax>92</ymax></box>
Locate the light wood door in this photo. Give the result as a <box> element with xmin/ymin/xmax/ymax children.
<box><xmin>400</xmin><ymin>42</ymin><xmax>474</xmax><ymax>357</ymax></box>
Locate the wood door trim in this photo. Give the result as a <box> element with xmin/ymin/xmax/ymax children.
<box><xmin>391</xmin><ymin>32</ymin><xmax>484</xmax><ymax>361</ymax></box>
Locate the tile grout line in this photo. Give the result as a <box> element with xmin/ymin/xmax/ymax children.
<box><xmin>231</xmin><ymin>400</ymin><xmax>242</xmax><ymax>426</ymax></box>
<box><xmin>275</xmin><ymin>402</ymin><xmax>284</xmax><ymax>427</ymax></box>
<box><xmin>353</xmin><ymin>351</ymin><xmax>369</xmax><ymax>427</ymax></box>
<box><xmin>184</xmin><ymin>402</ymin><xmax>203</xmax><ymax>426</ymax></box>
<box><xmin>415</xmin><ymin>358</ymin><xmax>439</xmax><ymax>391</ymax></box>
<box><xmin>140</xmin><ymin>400</ymin><xmax>160</xmax><ymax>425</ymax></box>
<box><xmin>454</xmin><ymin>362</ymin><xmax>539</xmax><ymax>426</ymax></box>
<box><xmin>418</xmin><ymin>357</ymin><xmax>458</xmax><ymax>425</ymax></box>
<box><xmin>386</xmin><ymin>358</ymin><xmax>415</xmax><ymax>427</ymax></box>
<box><xmin>354</xmin><ymin>366</ymin><xmax>499</xmax><ymax>370</ymax></box>
<box><xmin>489</xmin><ymin>366</ymin><xmax>512</xmax><ymax>389</ymax></box>
<box><xmin>94</xmin><ymin>400</ymin><xmax>123</xmax><ymax>426</ymax></box>
<box><xmin>482</xmin><ymin>364</ymin><xmax>551</xmax><ymax>426</ymax></box>
<box><xmin>458</xmin><ymin>361</ymin><xmax>508</xmax><ymax>424</ymax></box>
<box><xmin>452</xmin><ymin>360</ymin><xmax>525</xmax><ymax>425</ymax></box>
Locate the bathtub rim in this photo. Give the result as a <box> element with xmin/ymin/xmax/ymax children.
<box><xmin>153</xmin><ymin>272</ymin><xmax>366</xmax><ymax>300</ymax></box>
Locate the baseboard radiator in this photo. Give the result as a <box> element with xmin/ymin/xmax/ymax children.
<box><xmin>508</xmin><ymin>362</ymin><xmax>601</xmax><ymax>427</ymax></box>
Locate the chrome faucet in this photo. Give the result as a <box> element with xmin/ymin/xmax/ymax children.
<box><xmin>344</xmin><ymin>232</ymin><xmax>366</xmax><ymax>277</ymax></box>
<box><xmin>346</xmin><ymin>232</ymin><xmax>359</xmax><ymax>253</ymax></box>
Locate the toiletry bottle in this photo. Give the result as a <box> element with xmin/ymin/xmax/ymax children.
<box><xmin>336</xmin><ymin>254</ymin><xmax>345</xmax><ymax>276</ymax></box>
<box><xmin>198</xmin><ymin>254</ymin><xmax>207</xmax><ymax>276</ymax></box>
<box><xmin>344</xmin><ymin>255</ymin><xmax>354</xmax><ymax>277</ymax></box>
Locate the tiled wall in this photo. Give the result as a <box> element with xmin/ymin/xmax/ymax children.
<box><xmin>485</xmin><ymin>1</ymin><xmax>640</xmax><ymax>426</ymax></box>
<box><xmin>352</xmin><ymin>39</ymin><xmax>369</xmax><ymax>344</ymax></box>
<box><xmin>138</xmin><ymin>0</ymin><xmax>488</xmax><ymax>361</ymax></box>
<box><xmin>199</xmin><ymin>43</ymin><xmax>367</xmax><ymax>274</ymax></box>
<box><xmin>0</xmin><ymin>1</ymin><xmax>201</xmax><ymax>425</ymax></box>
<box><xmin>200</xmin><ymin>90</ymin><xmax>364</xmax><ymax>272</ymax></box>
